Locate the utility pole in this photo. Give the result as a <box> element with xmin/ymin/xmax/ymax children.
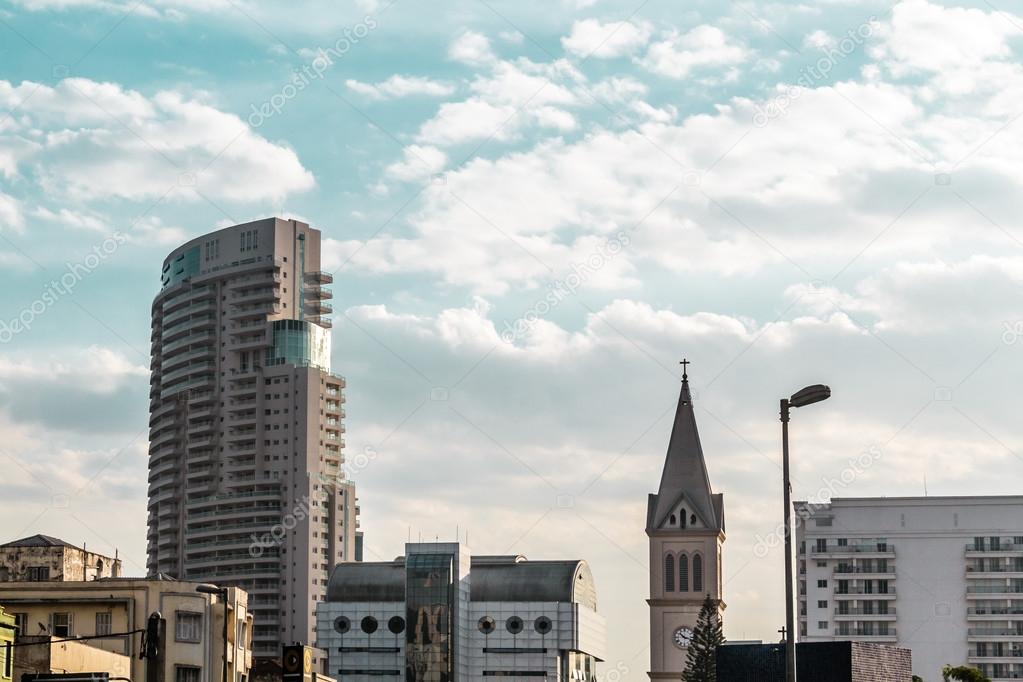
<box><xmin>144</xmin><ymin>611</ymin><xmax>166</xmax><ymax>682</ymax></box>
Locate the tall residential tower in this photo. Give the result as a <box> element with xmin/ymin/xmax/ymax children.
<box><xmin>147</xmin><ymin>218</ymin><xmax>359</xmax><ymax>660</ymax></box>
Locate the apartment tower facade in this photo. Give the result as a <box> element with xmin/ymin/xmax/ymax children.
<box><xmin>147</xmin><ymin>218</ymin><xmax>358</xmax><ymax>660</ymax></box>
<box><xmin>796</xmin><ymin>496</ymin><xmax>1023</xmax><ymax>682</ymax></box>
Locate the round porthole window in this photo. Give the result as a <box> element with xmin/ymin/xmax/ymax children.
<box><xmin>506</xmin><ymin>616</ymin><xmax>524</xmax><ymax>634</ymax></box>
<box><xmin>534</xmin><ymin>616</ymin><xmax>553</xmax><ymax>634</ymax></box>
<box><xmin>361</xmin><ymin>616</ymin><xmax>378</xmax><ymax>634</ymax></box>
<box><xmin>478</xmin><ymin>616</ymin><xmax>496</xmax><ymax>634</ymax></box>
<box><xmin>333</xmin><ymin>616</ymin><xmax>351</xmax><ymax>634</ymax></box>
<box><xmin>388</xmin><ymin>616</ymin><xmax>405</xmax><ymax>634</ymax></box>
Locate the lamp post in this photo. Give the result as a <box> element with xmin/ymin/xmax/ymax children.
<box><xmin>196</xmin><ymin>584</ymin><xmax>230</xmax><ymax>682</ymax></box>
<box><xmin>780</xmin><ymin>384</ymin><xmax>831</xmax><ymax>682</ymax></box>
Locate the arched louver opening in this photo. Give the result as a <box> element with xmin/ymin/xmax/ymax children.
<box><xmin>664</xmin><ymin>553</ymin><xmax>675</xmax><ymax>592</ymax></box>
<box><xmin>679</xmin><ymin>554</ymin><xmax>689</xmax><ymax>593</ymax></box>
<box><xmin>693</xmin><ymin>553</ymin><xmax>704</xmax><ymax>593</ymax></box>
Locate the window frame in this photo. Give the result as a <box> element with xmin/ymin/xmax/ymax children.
<box><xmin>175</xmin><ymin>611</ymin><xmax>203</xmax><ymax>643</ymax></box>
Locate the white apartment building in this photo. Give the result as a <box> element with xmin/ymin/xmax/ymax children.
<box><xmin>796</xmin><ymin>496</ymin><xmax>1023</xmax><ymax>681</ymax></box>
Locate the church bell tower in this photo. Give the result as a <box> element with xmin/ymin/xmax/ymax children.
<box><xmin>647</xmin><ymin>360</ymin><xmax>725</xmax><ymax>679</ymax></box>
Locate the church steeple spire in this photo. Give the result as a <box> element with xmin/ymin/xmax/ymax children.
<box><xmin>646</xmin><ymin>361</ymin><xmax>724</xmax><ymax>533</ymax></box>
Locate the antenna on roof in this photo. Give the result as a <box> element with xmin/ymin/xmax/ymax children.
<box><xmin>924</xmin><ymin>475</ymin><xmax>928</xmax><ymax>497</ymax></box>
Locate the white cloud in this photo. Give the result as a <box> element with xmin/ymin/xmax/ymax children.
<box><xmin>0</xmin><ymin>78</ymin><xmax>314</xmax><ymax>203</ymax></box>
<box><xmin>0</xmin><ymin>193</ymin><xmax>24</xmax><ymax>232</ymax></box>
<box><xmin>0</xmin><ymin>346</ymin><xmax>147</xmax><ymax>394</ymax></box>
<box><xmin>385</xmin><ymin>145</ymin><xmax>448</xmax><ymax>182</ymax></box>
<box><xmin>448</xmin><ymin>30</ymin><xmax>495</xmax><ymax>65</ymax></box>
<box><xmin>803</xmin><ymin>29</ymin><xmax>835</xmax><ymax>49</ymax></box>
<box><xmin>346</xmin><ymin>75</ymin><xmax>456</xmax><ymax>100</ymax></box>
<box><xmin>31</xmin><ymin>206</ymin><xmax>106</xmax><ymax>232</ymax></box>
<box><xmin>415</xmin><ymin>59</ymin><xmax>579</xmax><ymax>147</ymax></box>
<box><xmin>787</xmin><ymin>256</ymin><xmax>1023</xmax><ymax>332</ymax></box>
<box><xmin>561</xmin><ymin>19</ymin><xmax>653</xmax><ymax>59</ymax></box>
<box><xmin>641</xmin><ymin>26</ymin><xmax>748</xmax><ymax>79</ymax></box>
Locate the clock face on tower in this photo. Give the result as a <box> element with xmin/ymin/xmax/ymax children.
<box><xmin>673</xmin><ymin>627</ymin><xmax>694</xmax><ymax>649</ymax></box>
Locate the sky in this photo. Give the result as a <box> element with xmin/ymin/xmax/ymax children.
<box><xmin>1</xmin><ymin>0</ymin><xmax>1023</xmax><ymax>676</ymax></box>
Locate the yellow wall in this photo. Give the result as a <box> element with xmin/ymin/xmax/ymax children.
<box><xmin>0</xmin><ymin>605</ymin><xmax>15</xmax><ymax>682</ymax></box>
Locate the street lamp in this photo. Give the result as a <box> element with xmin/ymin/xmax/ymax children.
<box><xmin>780</xmin><ymin>383</ymin><xmax>831</xmax><ymax>682</ymax></box>
<box><xmin>196</xmin><ymin>584</ymin><xmax>230</xmax><ymax>682</ymax></box>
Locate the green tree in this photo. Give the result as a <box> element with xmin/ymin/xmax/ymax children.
<box><xmin>682</xmin><ymin>595</ymin><xmax>725</xmax><ymax>682</ymax></box>
<box><xmin>913</xmin><ymin>676</ymin><xmax>924</xmax><ymax>682</ymax></box>
<box><xmin>942</xmin><ymin>665</ymin><xmax>990</xmax><ymax>682</ymax></box>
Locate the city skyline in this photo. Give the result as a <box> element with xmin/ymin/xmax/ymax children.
<box><xmin>1</xmin><ymin>1</ymin><xmax>1022</xmax><ymax>679</ymax></box>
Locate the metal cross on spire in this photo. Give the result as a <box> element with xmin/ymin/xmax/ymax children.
<box><xmin>680</xmin><ymin>357</ymin><xmax>690</xmax><ymax>381</ymax></box>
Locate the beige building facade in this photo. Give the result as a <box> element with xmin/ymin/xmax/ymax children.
<box><xmin>646</xmin><ymin>369</ymin><xmax>725</xmax><ymax>679</ymax></box>
<box><xmin>0</xmin><ymin>535</ymin><xmax>121</xmax><ymax>582</ymax></box>
<box><xmin>0</xmin><ymin>576</ymin><xmax>252</xmax><ymax>682</ymax></box>
<box><xmin>147</xmin><ymin>218</ymin><xmax>359</xmax><ymax>660</ymax></box>
<box><xmin>14</xmin><ymin>636</ymin><xmax>131</xmax><ymax>679</ymax></box>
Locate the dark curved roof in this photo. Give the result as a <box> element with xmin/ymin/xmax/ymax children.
<box><xmin>326</xmin><ymin>555</ymin><xmax>597</xmax><ymax>610</ymax></box>
<box><xmin>327</xmin><ymin>562</ymin><xmax>405</xmax><ymax>602</ymax></box>
<box><xmin>470</xmin><ymin>560</ymin><xmax>596</xmax><ymax>610</ymax></box>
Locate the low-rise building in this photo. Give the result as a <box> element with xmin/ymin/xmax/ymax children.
<box><xmin>315</xmin><ymin>542</ymin><xmax>606</xmax><ymax>681</ymax></box>
<box><xmin>0</xmin><ymin>535</ymin><xmax>121</xmax><ymax>582</ymax></box>
<box><xmin>0</xmin><ymin>575</ymin><xmax>253</xmax><ymax>682</ymax></box>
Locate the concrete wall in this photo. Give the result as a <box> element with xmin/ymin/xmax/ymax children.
<box><xmin>0</xmin><ymin>545</ymin><xmax>120</xmax><ymax>582</ymax></box>
<box><xmin>14</xmin><ymin>636</ymin><xmax>131</xmax><ymax>678</ymax></box>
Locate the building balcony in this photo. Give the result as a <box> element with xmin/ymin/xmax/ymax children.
<box><xmin>187</xmin><ymin>434</ymin><xmax>216</xmax><ymax>450</ymax></box>
<box><xmin>162</xmin><ymin>330</ymin><xmax>216</xmax><ymax>355</ymax></box>
<box><xmin>231</xmin><ymin>287</ymin><xmax>280</xmax><ymax>304</ymax></box>
<box><xmin>833</xmin><ymin>629</ymin><xmax>897</xmax><ymax>641</ymax></box>
<box><xmin>969</xmin><ymin>627</ymin><xmax>1023</xmax><ymax>637</ymax></box>
<box><xmin>160</xmin><ymin>375</ymin><xmax>214</xmax><ymax>400</ymax></box>
<box><xmin>161</xmin><ymin>346</ymin><xmax>215</xmax><ymax>373</ymax></box>
<box><xmin>150</xmin><ymin>401</ymin><xmax>178</xmax><ymax>422</ymax></box>
<box><xmin>229</xmin><ymin>303</ymin><xmax>281</xmax><ymax>320</ymax></box>
<box><xmin>968</xmin><ymin>542</ymin><xmax>1023</xmax><ymax>554</ymax></box>
<box><xmin>811</xmin><ymin>545</ymin><xmax>895</xmax><ymax>558</ymax></box>
<box><xmin>161</xmin><ymin>314</ymin><xmax>216</xmax><ymax>342</ymax></box>
<box><xmin>229</xmin><ymin>334</ymin><xmax>268</xmax><ymax>352</ymax></box>
<box><xmin>833</xmin><ymin>607</ymin><xmax>896</xmax><ymax>620</ymax></box>
<box><xmin>188</xmin><ymin>390</ymin><xmax>216</xmax><ymax>406</ymax></box>
<box><xmin>163</xmin><ymin>300</ymin><xmax>216</xmax><ymax>326</ymax></box>
<box><xmin>970</xmin><ymin>607</ymin><xmax>1023</xmax><ymax>618</ymax></box>
<box><xmin>304</xmin><ymin>286</ymin><xmax>333</xmax><ymax>300</ymax></box>
<box><xmin>305</xmin><ymin>271</ymin><xmax>333</xmax><ymax>284</ymax></box>
<box><xmin>833</xmin><ymin>587</ymin><xmax>897</xmax><ymax>598</ymax></box>
<box><xmin>306</xmin><ymin>302</ymin><xmax>333</xmax><ymax>316</ymax></box>
<box><xmin>150</xmin><ymin>428</ymin><xmax>181</xmax><ymax>450</ymax></box>
<box><xmin>969</xmin><ymin>586</ymin><xmax>1023</xmax><ymax>597</ymax></box>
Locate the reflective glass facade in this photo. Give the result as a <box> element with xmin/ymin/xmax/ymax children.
<box><xmin>406</xmin><ymin>553</ymin><xmax>454</xmax><ymax>682</ymax></box>
<box><xmin>265</xmin><ymin>320</ymin><xmax>331</xmax><ymax>371</ymax></box>
<box><xmin>161</xmin><ymin>246</ymin><xmax>200</xmax><ymax>288</ymax></box>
